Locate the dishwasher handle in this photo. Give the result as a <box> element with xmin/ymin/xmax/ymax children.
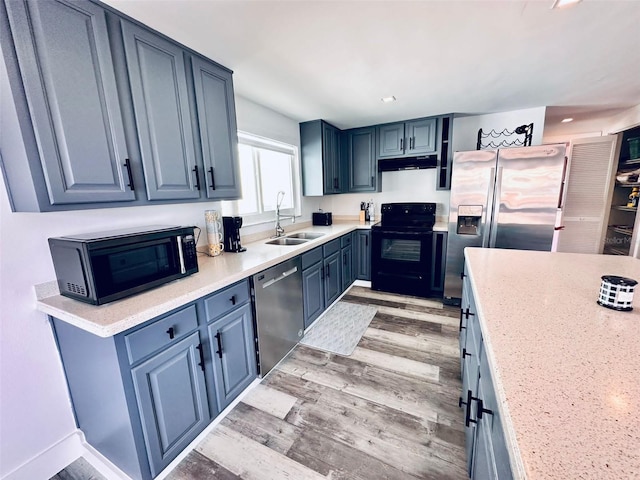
<box><xmin>261</xmin><ymin>266</ymin><xmax>298</xmax><ymax>289</ymax></box>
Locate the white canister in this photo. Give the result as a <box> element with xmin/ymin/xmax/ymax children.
<box><xmin>597</xmin><ymin>275</ymin><xmax>637</xmax><ymax>311</ymax></box>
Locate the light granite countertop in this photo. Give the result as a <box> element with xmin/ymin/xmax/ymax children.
<box><xmin>464</xmin><ymin>247</ymin><xmax>640</xmax><ymax>480</ymax></box>
<box><xmin>35</xmin><ymin>223</ymin><xmax>370</xmax><ymax>337</ymax></box>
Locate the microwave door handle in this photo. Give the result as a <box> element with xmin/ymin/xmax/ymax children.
<box><xmin>176</xmin><ymin>236</ymin><xmax>186</xmax><ymax>274</ymax></box>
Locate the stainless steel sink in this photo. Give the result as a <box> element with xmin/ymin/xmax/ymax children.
<box><xmin>286</xmin><ymin>232</ymin><xmax>325</xmax><ymax>240</ymax></box>
<box><xmin>266</xmin><ymin>238</ymin><xmax>308</xmax><ymax>246</ymax></box>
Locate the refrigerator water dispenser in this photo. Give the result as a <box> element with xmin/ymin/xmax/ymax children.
<box><xmin>457</xmin><ymin>205</ymin><xmax>483</xmax><ymax>235</ymax></box>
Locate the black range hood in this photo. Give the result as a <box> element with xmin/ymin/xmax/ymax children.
<box><xmin>378</xmin><ymin>155</ymin><xmax>438</xmax><ymax>172</ymax></box>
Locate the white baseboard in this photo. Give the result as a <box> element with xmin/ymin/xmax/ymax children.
<box><xmin>353</xmin><ymin>280</ymin><xmax>371</xmax><ymax>288</ymax></box>
<box><xmin>1</xmin><ymin>430</ymin><xmax>84</xmax><ymax>480</ymax></box>
<box><xmin>81</xmin><ymin>437</ymin><xmax>131</xmax><ymax>480</ymax></box>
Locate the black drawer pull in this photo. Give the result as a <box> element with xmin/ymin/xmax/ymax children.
<box><xmin>464</xmin><ymin>308</ymin><xmax>475</xmax><ymax>319</ymax></box>
<box><xmin>166</xmin><ymin>327</ymin><xmax>175</xmax><ymax>340</ymax></box>
<box><xmin>460</xmin><ymin>271</ymin><xmax>466</xmax><ymax>280</ymax></box>
<box><xmin>475</xmin><ymin>398</ymin><xmax>494</xmax><ymax>420</ymax></box>
<box><xmin>459</xmin><ymin>309</ymin><xmax>466</xmax><ymax>331</ymax></box>
<box><xmin>196</xmin><ymin>343</ymin><xmax>205</xmax><ymax>372</ymax></box>
<box><xmin>462</xmin><ymin>347</ymin><xmax>471</xmax><ymax>359</ymax></box>
<box><xmin>230</xmin><ymin>294</ymin><xmax>237</xmax><ymax>306</ymax></box>
<box><xmin>215</xmin><ymin>331</ymin><xmax>223</xmax><ymax>359</ymax></box>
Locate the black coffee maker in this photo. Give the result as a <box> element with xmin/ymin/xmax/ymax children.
<box><xmin>222</xmin><ymin>216</ymin><xmax>246</xmax><ymax>252</ymax></box>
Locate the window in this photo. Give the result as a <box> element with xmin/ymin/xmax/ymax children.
<box><xmin>221</xmin><ymin>132</ymin><xmax>300</xmax><ymax>225</ymax></box>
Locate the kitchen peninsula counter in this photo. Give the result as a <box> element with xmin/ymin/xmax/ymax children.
<box><xmin>464</xmin><ymin>247</ymin><xmax>640</xmax><ymax>479</ymax></box>
<box><xmin>35</xmin><ymin>223</ymin><xmax>369</xmax><ymax>337</ymax></box>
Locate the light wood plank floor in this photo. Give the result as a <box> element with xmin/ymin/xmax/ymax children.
<box><xmin>168</xmin><ymin>286</ymin><xmax>466</xmax><ymax>480</ymax></box>
<box><xmin>52</xmin><ymin>287</ymin><xmax>466</xmax><ymax>480</ymax></box>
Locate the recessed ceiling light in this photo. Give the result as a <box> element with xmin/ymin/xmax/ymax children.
<box><xmin>551</xmin><ymin>0</ymin><xmax>582</xmax><ymax>9</ymax></box>
<box><xmin>561</xmin><ymin>118</ymin><xmax>574</xmax><ymax>123</ymax></box>
<box><xmin>381</xmin><ymin>96</ymin><xmax>396</xmax><ymax>103</ymax></box>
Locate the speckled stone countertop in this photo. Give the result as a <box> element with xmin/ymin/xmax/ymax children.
<box><xmin>35</xmin><ymin>223</ymin><xmax>369</xmax><ymax>337</ymax></box>
<box><xmin>464</xmin><ymin>247</ymin><xmax>640</xmax><ymax>480</ymax></box>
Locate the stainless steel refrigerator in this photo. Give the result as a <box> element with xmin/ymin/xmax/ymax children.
<box><xmin>444</xmin><ymin>144</ymin><xmax>567</xmax><ymax>303</ymax></box>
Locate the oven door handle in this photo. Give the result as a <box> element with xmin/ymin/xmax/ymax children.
<box><xmin>373</xmin><ymin>230</ymin><xmax>432</xmax><ymax>236</ymax></box>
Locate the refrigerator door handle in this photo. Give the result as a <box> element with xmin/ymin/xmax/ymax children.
<box><xmin>482</xmin><ymin>167</ymin><xmax>497</xmax><ymax>248</ymax></box>
<box><xmin>488</xmin><ymin>166</ymin><xmax>503</xmax><ymax>248</ymax></box>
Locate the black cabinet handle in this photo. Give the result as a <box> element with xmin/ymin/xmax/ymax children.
<box><xmin>475</xmin><ymin>398</ymin><xmax>494</xmax><ymax>420</ymax></box>
<box><xmin>193</xmin><ymin>165</ymin><xmax>201</xmax><ymax>190</ymax></box>
<box><xmin>123</xmin><ymin>158</ymin><xmax>135</xmax><ymax>190</ymax></box>
<box><xmin>196</xmin><ymin>343</ymin><xmax>205</xmax><ymax>372</ymax></box>
<box><xmin>459</xmin><ymin>389</ymin><xmax>473</xmax><ymax>427</ymax></box>
<box><xmin>208</xmin><ymin>167</ymin><xmax>216</xmax><ymax>190</ymax></box>
<box><xmin>321</xmin><ymin>266</ymin><xmax>325</xmax><ymax>280</ymax></box>
<box><xmin>464</xmin><ymin>308</ymin><xmax>475</xmax><ymax>320</ymax></box>
<box><xmin>343</xmin><ymin>253</ymin><xmax>346</xmax><ymax>265</ymax></box>
<box><xmin>230</xmin><ymin>294</ymin><xmax>237</xmax><ymax>306</ymax></box>
<box><xmin>215</xmin><ymin>331</ymin><xmax>223</xmax><ymax>359</ymax></box>
<box><xmin>462</xmin><ymin>347</ymin><xmax>471</xmax><ymax>359</ymax></box>
<box><xmin>371</xmin><ymin>175</ymin><xmax>375</xmax><ymax>186</ymax></box>
<box><xmin>460</xmin><ymin>271</ymin><xmax>466</xmax><ymax>280</ymax></box>
<box><xmin>400</xmin><ymin>138</ymin><xmax>404</xmax><ymax>150</ymax></box>
<box><xmin>326</xmin><ymin>264</ymin><xmax>330</xmax><ymax>279</ymax></box>
<box><xmin>166</xmin><ymin>327</ymin><xmax>175</xmax><ymax>340</ymax></box>
<box><xmin>459</xmin><ymin>309</ymin><xmax>466</xmax><ymax>331</ymax></box>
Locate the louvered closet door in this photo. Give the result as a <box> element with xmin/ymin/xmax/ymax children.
<box><xmin>557</xmin><ymin>136</ymin><xmax>619</xmax><ymax>253</ymax></box>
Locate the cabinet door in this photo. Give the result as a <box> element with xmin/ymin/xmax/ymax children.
<box><xmin>131</xmin><ymin>332</ymin><xmax>209</xmax><ymax>477</ymax></box>
<box><xmin>348</xmin><ymin>127</ymin><xmax>377</xmax><ymax>192</ymax></box>
<box><xmin>302</xmin><ymin>262</ymin><xmax>325</xmax><ymax>329</ymax></box>
<box><xmin>341</xmin><ymin>246</ymin><xmax>353</xmax><ymax>292</ymax></box>
<box><xmin>355</xmin><ymin>230</ymin><xmax>372</xmax><ymax>280</ymax></box>
<box><xmin>430</xmin><ymin>232</ymin><xmax>447</xmax><ymax>294</ymax></box>
<box><xmin>121</xmin><ymin>21</ymin><xmax>200</xmax><ymax>200</ymax></box>
<box><xmin>378</xmin><ymin>123</ymin><xmax>405</xmax><ymax>158</ymax></box>
<box><xmin>324</xmin><ymin>251</ymin><xmax>342</xmax><ymax>306</ymax></box>
<box><xmin>4</xmin><ymin>0</ymin><xmax>135</xmax><ymax>205</ymax></box>
<box><xmin>191</xmin><ymin>56</ymin><xmax>240</xmax><ymax>199</ymax></box>
<box><xmin>406</xmin><ymin>118</ymin><xmax>436</xmax><ymax>155</ymax></box>
<box><xmin>208</xmin><ymin>304</ymin><xmax>257</xmax><ymax>410</ymax></box>
<box><xmin>322</xmin><ymin>123</ymin><xmax>342</xmax><ymax>194</ymax></box>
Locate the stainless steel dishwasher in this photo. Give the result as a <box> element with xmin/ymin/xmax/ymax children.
<box><xmin>252</xmin><ymin>256</ymin><xmax>304</xmax><ymax>376</ymax></box>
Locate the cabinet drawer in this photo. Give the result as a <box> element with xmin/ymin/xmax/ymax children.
<box><xmin>125</xmin><ymin>304</ymin><xmax>199</xmax><ymax>364</ymax></box>
<box><xmin>341</xmin><ymin>233</ymin><xmax>353</xmax><ymax>248</ymax></box>
<box><xmin>302</xmin><ymin>247</ymin><xmax>323</xmax><ymax>269</ymax></box>
<box><xmin>204</xmin><ymin>280</ymin><xmax>250</xmax><ymax>322</ymax></box>
<box><xmin>323</xmin><ymin>238</ymin><xmax>340</xmax><ymax>257</ymax></box>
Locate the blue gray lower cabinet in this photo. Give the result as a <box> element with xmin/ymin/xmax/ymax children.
<box><xmin>206</xmin><ymin>304</ymin><xmax>256</xmax><ymax>411</ymax></box>
<box><xmin>302</xmin><ymin>234</ymin><xmax>356</xmax><ymax>329</ymax></box>
<box><xmin>51</xmin><ymin>279</ymin><xmax>257</xmax><ymax>480</ymax></box>
<box><xmin>355</xmin><ymin>230</ymin><xmax>372</xmax><ymax>281</ymax></box>
<box><xmin>302</xmin><ymin>259</ymin><xmax>325</xmax><ymax>329</ymax></box>
<box><xmin>460</xmin><ymin>273</ymin><xmax>513</xmax><ymax>479</ymax></box>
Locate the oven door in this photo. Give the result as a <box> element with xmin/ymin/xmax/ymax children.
<box><xmin>371</xmin><ymin>228</ymin><xmax>433</xmax><ymax>298</ymax></box>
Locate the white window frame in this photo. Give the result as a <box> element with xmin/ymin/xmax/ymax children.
<box><xmin>221</xmin><ymin>131</ymin><xmax>301</xmax><ymax>226</ymax></box>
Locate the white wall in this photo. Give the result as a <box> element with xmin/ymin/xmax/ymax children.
<box><xmin>452</xmin><ymin>106</ymin><xmax>547</xmax><ymax>152</ymax></box>
<box><xmin>318</xmin><ymin>169</ymin><xmax>451</xmax><ymax>220</ymax></box>
<box><xmin>0</xmin><ymin>89</ymin><xmax>304</xmax><ymax>477</ymax></box>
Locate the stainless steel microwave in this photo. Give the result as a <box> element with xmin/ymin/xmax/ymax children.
<box><xmin>48</xmin><ymin>225</ymin><xmax>198</xmax><ymax>305</ymax></box>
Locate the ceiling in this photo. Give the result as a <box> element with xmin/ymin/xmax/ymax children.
<box><xmin>103</xmin><ymin>0</ymin><xmax>640</xmax><ymax>130</ymax></box>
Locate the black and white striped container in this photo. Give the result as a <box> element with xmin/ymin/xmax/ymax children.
<box><xmin>597</xmin><ymin>275</ymin><xmax>637</xmax><ymax>311</ymax></box>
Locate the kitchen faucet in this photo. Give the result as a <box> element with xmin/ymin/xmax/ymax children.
<box><xmin>274</xmin><ymin>191</ymin><xmax>295</xmax><ymax>237</ymax></box>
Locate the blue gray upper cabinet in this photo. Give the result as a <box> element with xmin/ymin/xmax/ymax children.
<box><xmin>300</xmin><ymin>120</ymin><xmax>344</xmax><ymax>195</ymax></box>
<box><xmin>2</xmin><ymin>0</ymin><xmax>135</xmax><ymax>205</ymax></box>
<box><xmin>377</xmin><ymin>118</ymin><xmax>437</xmax><ymax>159</ymax></box>
<box><xmin>347</xmin><ymin>127</ymin><xmax>379</xmax><ymax>193</ymax></box>
<box><xmin>121</xmin><ymin>20</ymin><xmax>200</xmax><ymax>201</ymax></box>
<box><xmin>190</xmin><ymin>56</ymin><xmax>240</xmax><ymax>199</ymax></box>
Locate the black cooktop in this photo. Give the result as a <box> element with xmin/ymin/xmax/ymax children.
<box><xmin>374</xmin><ymin>202</ymin><xmax>436</xmax><ymax>230</ymax></box>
